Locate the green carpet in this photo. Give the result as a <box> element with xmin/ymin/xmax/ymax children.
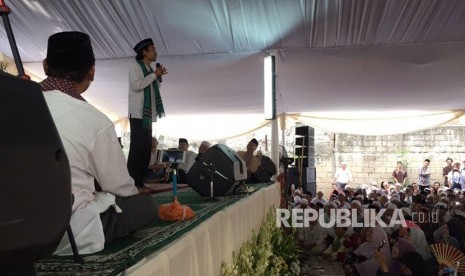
<box><xmin>36</xmin><ymin>183</ymin><xmax>271</xmax><ymax>276</ymax></box>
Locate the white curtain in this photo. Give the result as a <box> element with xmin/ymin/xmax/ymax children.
<box><xmin>286</xmin><ymin>111</ymin><xmax>465</xmax><ymax>136</ymax></box>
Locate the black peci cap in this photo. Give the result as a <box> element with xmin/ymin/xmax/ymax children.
<box><xmin>46</xmin><ymin>31</ymin><xmax>95</xmax><ymax>71</ymax></box>
<box><xmin>133</xmin><ymin>38</ymin><xmax>154</xmax><ymax>53</ymax></box>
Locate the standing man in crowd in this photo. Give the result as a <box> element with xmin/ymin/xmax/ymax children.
<box><xmin>392</xmin><ymin>161</ymin><xmax>408</xmax><ymax>186</ymax></box>
<box><xmin>418</xmin><ymin>159</ymin><xmax>431</xmax><ymax>193</ymax></box>
<box><xmin>447</xmin><ymin>162</ymin><xmax>463</xmax><ymax>190</ymax></box>
<box><xmin>41</xmin><ymin>31</ymin><xmax>157</xmax><ymax>254</ymax></box>
<box><xmin>333</xmin><ymin>162</ymin><xmax>352</xmax><ymax>191</ymax></box>
<box><xmin>127</xmin><ymin>38</ymin><xmax>167</xmax><ymax>187</ymax></box>
<box><xmin>443</xmin><ymin>157</ymin><xmax>453</xmax><ymax>187</ymax></box>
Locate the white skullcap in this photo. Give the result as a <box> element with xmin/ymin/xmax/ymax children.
<box><xmin>385</xmin><ymin>202</ymin><xmax>397</xmax><ymax>210</ymax></box>
<box><xmin>326</xmin><ymin>201</ymin><xmax>337</xmax><ymax>209</ymax></box>
<box><xmin>434</xmin><ymin>202</ymin><xmax>448</xmax><ymax>209</ymax></box>
<box><xmin>351</xmin><ymin>200</ymin><xmax>362</xmax><ymax>208</ymax></box>
<box><xmin>401</xmin><ymin>207</ymin><xmax>412</xmax><ymax>216</ymax></box>
<box><xmin>300</xmin><ymin>199</ymin><xmax>309</xmax><ymax>206</ymax></box>
<box><xmin>200</xmin><ymin>141</ymin><xmax>211</xmax><ymax>147</ymax></box>
<box><xmin>293</xmin><ymin>196</ymin><xmax>301</xmax><ymax>203</ymax></box>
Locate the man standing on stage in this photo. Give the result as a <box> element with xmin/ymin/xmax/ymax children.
<box><xmin>128</xmin><ymin>38</ymin><xmax>167</xmax><ymax>187</ymax></box>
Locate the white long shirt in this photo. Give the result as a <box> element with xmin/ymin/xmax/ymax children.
<box><xmin>334</xmin><ymin>168</ymin><xmax>352</xmax><ymax>183</ymax></box>
<box><xmin>177</xmin><ymin>150</ymin><xmax>197</xmax><ymax>173</ymax></box>
<box><xmin>128</xmin><ymin>59</ymin><xmax>160</xmax><ymax>120</ymax></box>
<box><xmin>43</xmin><ymin>91</ymin><xmax>138</xmax><ymax>255</ymax></box>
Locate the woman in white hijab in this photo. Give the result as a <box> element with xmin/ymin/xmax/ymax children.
<box><xmin>406</xmin><ymin>227</ymin><xmax>432</xmax><ymax>261</ymax></box>
<box><xmin>353</xmin><ymin>226</ymin><xmax>391</xmax><ymax>276</ymax></box>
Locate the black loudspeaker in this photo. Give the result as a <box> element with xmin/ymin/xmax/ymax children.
<box><xmin>0</xmin><ymin>72</ymin><xmax>71</xmax><ymax>265</ymax></box>
<box><xmin>188</xmin><ymin>144</ymin><xmax>247</xmax><ymax>196</ymax></box>
<box><xmin>294</xmin><ymin>126</ymin><xmax>314</xmax><ymax>168</ymax></box>
<box><xmin>286</xmin><ymin>167</ymin><xmax>316</xmax><ymax>196</ymax></box>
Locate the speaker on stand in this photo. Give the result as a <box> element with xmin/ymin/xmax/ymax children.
<box><xmin>289</xmin><ymin>126</ymin><xmax>317</xmax><ymax>196</ymax></box>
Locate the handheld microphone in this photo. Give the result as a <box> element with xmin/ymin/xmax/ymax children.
<box><xmin>156</xmin><ymin>63</ymin><xmax>162</xmax><ymax>83</ymax></box>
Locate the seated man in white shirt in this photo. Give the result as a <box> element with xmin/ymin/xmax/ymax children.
<box><xmin>176</xmin><ymin>138</ymin><xmax>196</xmax><ymax>183</ymax></box>
<box><xmin>40</xmin><ymin>31</ymin><xmax>157</xmax><ymax>255</ymax></box>
<box><xmin>311</xmin><ymin>191</ymin><xmax>327</xmax><ymax>205</ymax></box>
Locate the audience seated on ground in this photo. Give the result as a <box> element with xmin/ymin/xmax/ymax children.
<box><xmin>286</xmin><ymin>165</ymin><xmax>465</xmax><ymax>276</ymax></box>
<box><xmin>322</xmin><ymin>226</ymin><xmax>347</xmax><ymax>261</ymax></box>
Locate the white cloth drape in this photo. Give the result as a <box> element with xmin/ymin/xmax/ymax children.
<box><xmin>288</xmin><ymin>111</ymin><xmax>465</xmax><ymax>136</ymax></box>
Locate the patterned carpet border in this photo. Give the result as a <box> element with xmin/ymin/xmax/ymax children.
<box><xmin>36</xmin><ymin>183</ymin><xmax>271</xmax><ymax>276</ymax></box>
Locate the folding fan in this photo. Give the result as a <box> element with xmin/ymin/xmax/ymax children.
<box><xmin>430</xmin><ymin>243</ymin><xmax>465</xmax><ymax>274</ymax></box>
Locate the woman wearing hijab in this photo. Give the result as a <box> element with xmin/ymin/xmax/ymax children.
<box><xmin>352</xmin><ymin>226</ymin><xmax>391</xmax><ymax>275</ymax></box>
<box><xmin>388</xmin><ymin>238</ymin><xmax>416</xmax><ymax>275</ymax></box>
<box><xmin>399</xmin><ymin>226</ymin><xmax>432</xmax><ymax>261</ymax></box>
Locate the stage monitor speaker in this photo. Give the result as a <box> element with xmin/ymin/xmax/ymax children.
<box><xmin>187</xmin><ymin>144</ymin><xmax>247</xmax><ymax>196</ymax></box>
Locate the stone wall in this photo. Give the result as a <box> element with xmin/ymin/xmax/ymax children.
<box><xmin>302</xmin><ymin>120</ymin><xmax>465</xmax><ymax>197</ymax></box>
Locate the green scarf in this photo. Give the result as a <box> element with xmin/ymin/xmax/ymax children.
<box><xmin>137</xmin><ymin>61</ymin><xmax>165</xmax><ymax>129</ymax></box>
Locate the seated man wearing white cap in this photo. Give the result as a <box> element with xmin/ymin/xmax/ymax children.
<box><xmin>197</xmin><ymin>140</ymin><xmax>210</xmax><ymax>158</ymax></box>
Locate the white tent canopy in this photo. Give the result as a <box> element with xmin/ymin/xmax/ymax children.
<box><xmin>1</xmin><ymin>0</ymin><xmax>465</xmax><ymax>138</ymax></box>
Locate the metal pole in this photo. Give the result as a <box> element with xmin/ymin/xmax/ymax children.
<box><xmin>271</xmin><ymin>118</ymin><xmax>280</xmax><ymax>177</ymax></box>
<box><xmin>0</xmin><ymin>0</ymin><xmax>28</xmax><ymax>79</ymax></box>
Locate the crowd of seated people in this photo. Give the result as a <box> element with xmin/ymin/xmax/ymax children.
<box><xmin>290</xmin><ymin>178</ymin><xmax>465</xmax><ymax>276</ymax></box>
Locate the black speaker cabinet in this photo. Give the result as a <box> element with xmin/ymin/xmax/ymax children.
<box><xmin>187</xmin><ymin>144</ymin><xmax>247</xmax><ymax>196</ymax></box>
<box><xmin>0</xmin><ymin>72</ymin><xmax>71</xmax><ymax>264</ymax></box>
<box><xmin>286</xmin><ymin>167</ymin><xmax>316</xmax><ymax>196</ymax></box>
